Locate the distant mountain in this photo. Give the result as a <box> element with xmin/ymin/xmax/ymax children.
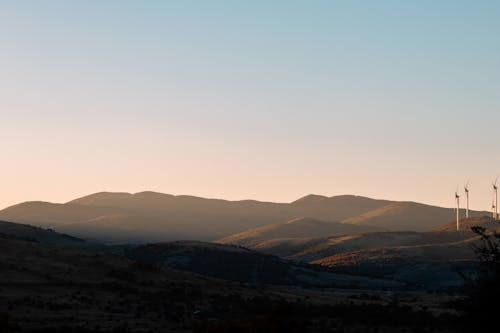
<box><xmin>290</xmin><ymin>195</ymin><xmax>392</xmax><ymax>221</ymax></box>
<box><xmin>0</xmin><ymin>191</ymin><xmax>487</xmax><ymax>242</ymax></box>
<box><xmin>0</xmin><ymin>201</ymin><xmax>121</xmax><ymax>228</ymax></box>
<box><xmin>218</xmin><ymin>217</ymin><xmax>384</xmax><ymax>248</ymax></box>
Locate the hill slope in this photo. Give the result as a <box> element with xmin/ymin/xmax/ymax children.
<box><xmin>218</xmin><ymin>217</ymin><xmax>384</xmax><ymax>248</ymax></box>
<box><xmin>0</xmin><ymin>192</ymin><xmax>487</xmax><ymax>242</ymax></box>
<box><xmin>339</xmin><ymin>202</ymin><xmax>484</xmax><ymax>231</ymax></box>
<box><xmin>0</xmin><ymin>201</ymin><xmax>120</xmax><ymax>228</ymax></box>
<box><xmin>0</xmin><ymin>232</ymin><xmax>459</xmax><ymax>332</ymax></box>
<box><xmin>435</xmin><ymin>216</ymin><xmax>500</xmax><ymax>232</ymax></box>
<box><xmin>118</xmin><ymin>240</ymin><xmax>401</xmax><ymax>288</ymax></box>
<box><xmin>0</xmin><ymin>220</ymin><xmax>103</xmax><ymax>250</ymax></box>
<box><xmin>220</xmin><ymin>221</ymin><xmax>490</xmax><ymax>289</ymax></box>
<box><xmin>0</xmin><ymin>220</ymin><xmax>400</xmax><ymax>289</ymax></box>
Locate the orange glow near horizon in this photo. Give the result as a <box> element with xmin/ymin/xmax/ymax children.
<box><xmin>2</xmin><ymin>1</ymin><xmax>499</xmax><ymax>211</ymax></box>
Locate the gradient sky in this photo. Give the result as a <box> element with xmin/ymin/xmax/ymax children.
<box><xmin>1</xmin><ymin>1</ymin><xmax>500</xmax><ymax>210</ymax></box>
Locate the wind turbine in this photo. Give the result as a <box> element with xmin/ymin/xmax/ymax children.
<box><xmin>492</xmin><ymin>199</ymin><xmax>496</xmax><ymax>220</ymax></box>
<box><xmin>494</xmin><ymin>178</ymin><xmax>498</xmax><ymax>220</ymax></box>
<box><xmin>455</xmin><ymin>189</ymin><xmax>460</xmax><ymax>232</ymax></box>
<box><xmin>464</xmin><ymin>181</ymin><xmax>470</xmax><ymax>224</ymax></box>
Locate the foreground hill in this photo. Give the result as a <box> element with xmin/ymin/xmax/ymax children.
<box><xmin>0</xmin><ymin>233</ymin><xmax>461</xmax><ymax>332</ymax></box>
<box><xmin>0</xmin><ymin>232</ymin><xmax>212</xmax><ymax>332</ymax></box>
<box><xmin>117</xmin><ymin>241</ymin><xmax>400</xmax><ymax>289</ymax></box>
<box><xmin>0</xmin><ymin>191</ymin><xmax>487</xmax><ymax>242</ymax></box>
<box><xmin>0</xmin><ymin>220</ymin><xmax>399</xmax><ymax>289</ymax></box>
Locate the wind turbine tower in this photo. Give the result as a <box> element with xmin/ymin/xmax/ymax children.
<box><xmin>494</xmin><ymin>178</ymin><xmax>498</xmax><ymax>220</ymax></box>
<box><xmin>464</xmin><ymin>182</ymin><xmax>470</xmax><ymax>222</ymax></box>
<box><xmin>455</xmin><ymin>190</ymin><xmax>460</xmax><ymax>232</ymax></box>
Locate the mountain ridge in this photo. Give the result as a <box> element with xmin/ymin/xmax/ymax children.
<box><xmin>0</xmin><ymin>191</ymin><xmax>489</xmax><ymax>243</ymax></box>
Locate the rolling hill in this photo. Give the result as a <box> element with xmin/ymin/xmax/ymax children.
<box><xmin>0</xmin><ymin>219</ymin><xmax>400</xmax><ymax>289</ymax></box>
<box><xmin>219</xmin><ymin>217</ymin><xmax>499</xmax><ymax>288</ymax></box>
<box><xmin>218</xmin><ymin>217</ymin><xmax>384</xmax><ymax>248</ymax></box>
<box><xmin>338</xmin><ymin>201</ymin><xmax>485</xmax><ymax>231</ymax></box>
<box><xmin>0</xmin><ymin>201</ymin><xmax>120</xmax><ymax>228</ymax></box>
<box><xmin>117</xmin><ymin>240</ymin><xmax>401</xmax><ymax>288</ymax></box>
<box><xmin>221</xmin><ymin>229</ymin><xmax>481</xmax><ymax>289</ymax></box>
<box><xmin>0</xmin><ymin>219</ymin><xmax>103</xmax><ymax>250</ymax></box>
<box><xmin>0</xmin><ymin>191</ymin><xmax>487</xmax><ymax>243</ymax></box>
<box><xmin>0</xmin><ymin>231</ymin><xmax>457</xmax><ymax>333</ymax></box>
<box><xmin>220</xmin><ymin>228</ymin><xmax>480</xmax><ymax>263</ymax></box>
<box><xmin>435</xmin><ymin>215</ymin><xmax>500</xmax><ymax>232</ymax></box>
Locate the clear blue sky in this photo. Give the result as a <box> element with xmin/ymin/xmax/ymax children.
<box><xmin>1</xmin><ymin>1</ymin><xmax>499</xmax><ymax>211</ymax></box>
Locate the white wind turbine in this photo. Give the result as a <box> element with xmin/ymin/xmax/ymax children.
<box><xmin>493</xmin><ymin>178</ymin><xmax>498</xmax><ymax>220</ymax></box>
<box><xmin>464</xmin><ymin>181</ymin><xmax>470</xmax><ymax>222</ymax></box>
<box><xmin>455</xmin><ymin>189</ymin><xmax>460</xmax><ymax>232</ymax></box>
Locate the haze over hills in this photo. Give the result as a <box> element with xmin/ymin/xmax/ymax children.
<box><xmin>0</xmin><ymin>191</ymin><xmax>488</xmax><ymax>243</ymax></box>
<box><xmin>1</xmin><ymin>214</ymin><xmax>491</xmax><ymax>290</ymax></box>
<box><xmin>3</xmin><ymin>214</ymin><xmax>485</xmax><ymax>290</ymax></box>
<box><xmin>0</xmin><ymin>219</ymin><xmax>400</xmax><ymax>289</ymax></box>
<box><xmin>0</xmin><ymin>220</ymin><xmax>89</xmax><ymax>248</ymax></box>
<box><xmin>0</xmin><ymin>201</ymin><xmax>121</xmax><ymax>228</ymax></box>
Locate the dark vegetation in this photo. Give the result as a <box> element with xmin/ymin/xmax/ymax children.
<box><xmin>124</xmin><ymin>242</ymin><xmax>296</xmax><ymax>285</ymax></box>
<box><xmin>459</xmin><ymin>220</ymin><xmax>500</xmax><ymax>329</ymax></box>
<box><xmin>0</xmin><ymin>232</ymin><xmax>463</xmax><ymax>332</ymax></box>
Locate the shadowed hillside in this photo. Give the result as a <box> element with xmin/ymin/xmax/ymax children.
<box><xmin>0</xmin><ymin>232</ymin><xmax>463</xmax><ymax>332</ymax></box>
<box><xmin>117</xmin><ymin>240</ymin><xmax>401</xmax><ymax>289</ymax></box>
<box><xmin>0</xmin><ymin>220</ymin><xmax>104</xmax><ymax>250</ymax></box>
<box><xmin>0</xmin><ymin>220</ymin><xmax>400</xmax><ymax>289</ymax></box>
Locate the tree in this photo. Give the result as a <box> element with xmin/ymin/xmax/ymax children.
<box><xmin>463</xmin><ymin>224</ymin><xmax>500</xmax><ymax>325</ymax></box>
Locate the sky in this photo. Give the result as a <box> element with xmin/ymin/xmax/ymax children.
<box><xmin>1</xmin><ymin>0</ymin><xmax>500</xmax><ymax>211</ymax></box>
